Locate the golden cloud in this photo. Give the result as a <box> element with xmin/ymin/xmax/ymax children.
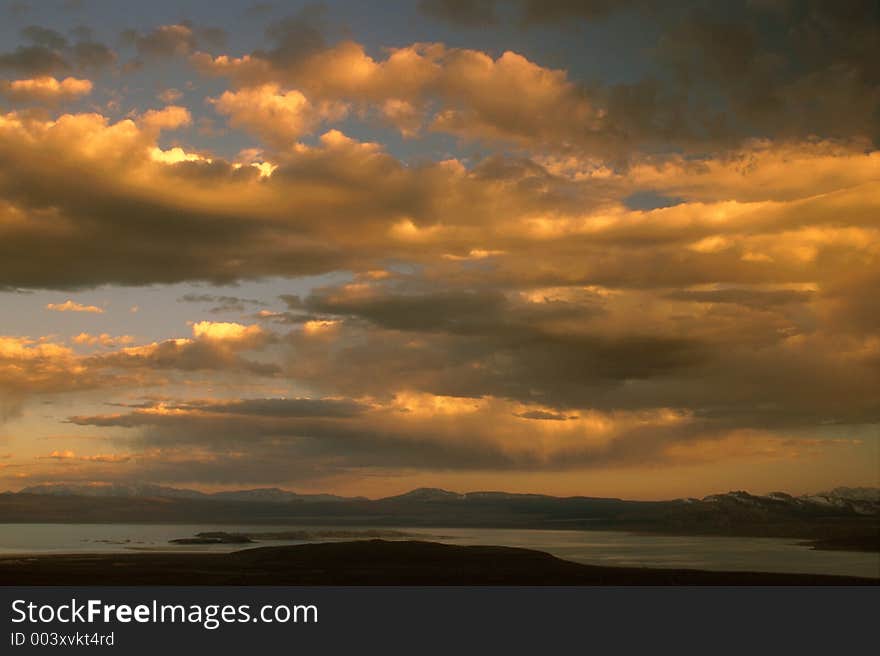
<box><xmin>46</xmin><ymin>300</ymin><xmax>104</xmax><ymax>313</ymax></box>
<box><xmin>210</xmin><ymin>84</ymin><xmax>347</xmax><ymax>146</ymax></box>
<box><xmin>0</xmin><ymin>29</ymin><xmax>877</xmax><ymax>492</ymax></box>
<box><xmin>194</xmin><ymin>41</ymin><xmax>603</xmax><ymax>151</ymax></box>
<box><xmin>0</xmin><ymin>76</ymin><xmax>93</xmax><ymax>103</ymax></box>
<box><xmin>71</xmin><ymin>332</ymin><xmax>135</xmax><ymax>347</ymax></box>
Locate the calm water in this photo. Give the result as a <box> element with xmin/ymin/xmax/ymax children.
<box><xmin>0</xmin><ymin>523</ymin><xmax>877</xmax><ymax>579</ymax></box>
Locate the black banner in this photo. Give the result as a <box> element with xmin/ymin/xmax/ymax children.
<box><xmin>1</xmin><ymin>586</ymin><xmax>877</xmax><ymax>654</ymax></box>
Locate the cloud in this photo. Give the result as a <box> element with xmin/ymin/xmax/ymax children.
<box><xmin>0</xmin><ymin>26</ymin><xmax>115</xmax><ymax>75</ymax></box>
<box><xmin>418</xmin><ymin>0</ymin><xmax>499</xmax><ymax>26</ymax></box>
<box><xmin>652</xmin><ymin>3</ymin><xmax>880</xmax><ymax>145</ymax></box>
<box><xmin>0</xmin><ymin>76</ymin><xmax>92</xmax><ymax>103</ymax></box>
<box><xmin>1</xmin><ymin>106</ymin><xmax>877</xmax><ymax>323</ymax></box>
<box><xmin>0</xmin><ymin>45</ymin><xmax>68</xmax><ymax>75</ymax></box>
<box><xmin>46</xmin><ymin>300</ymin><xmax>104</xmax><ymax>313</ymax></box>
<box><xmin>519</xmin><ymin>0</ymin><xmax>652</xmax><ymax>24</ymax></box>
<box><xmin>79</xmin><ymin>453</ymin><xmax>131</xmax><ymax>463</ymax></box>
<box><xmin>71</xmin><ymin>332</ymin><xmax>135</xmax><ymax>347</ymax></box>
<box><xmin>662</xmin><ymin>287</ymin><xmax>815</xmax><ymax>310</ymax></box>
<box><xmin>261</xmin><ymin>5</ymin><xmax>329</xmax><ymax>67</ymax></box>
<box><xmin>62</xmin><ymin>391</ymin><xmax>857</xmax><ymax>487</ymax></box>
<box><xmin>190</xmin><ymin>2</ymin><xmax>879</xmax><ymax>154</ymax></box>
<box><xmin>68</xmin><ymin>40</ymin><xmax>115</xmax><ymax>70</ymax></box>
<box><xmin>2</xmin><ymin>108</ymin><xmax>588</xmax><ymax>287</ymax></box>
<box><xmin>419</xmin><ymin>0</ymin><xmax>656</xmax><ymax>28</ymax></box>
<box><xmin>66</xmin><ymin>395</ymin><xmax>685</xmax><ymax>473</ymax></box>
<box><xmin>121</xmin><ymin>23</ymin><xmax>227</xmax><ymax>59</ymax></box>
<box><xmin>92</xmin><ymin>321</ymin><xmax>277</xmax><ymax>376</ymax></box>
<box><xmin>244</xmin><ymin>3</ymin><xmax>275</xmax><ymax>19</ymax></box>
<box><xmin>0</xmin><ymin>336</ymin><xmax>107</xmax><ymax>420</ymax></box>
<box><xmin>20</xmin><ymin>25</ymin><xmax>68</xmax><ymax>50</ymax></box>
<box><xmin>125</xmin><ymin>24</ymin><xmax>197</xmax><ymax>57</ymax></box>
<box><xmin>182</xmin><ymin>397</ymin><xmax>370</xmax><ymax>418</ymax></box>
<box><xmin>195</xmin><ymin>41</ymin><xmax>609</xmax><ymax>153</ymax></box>
<box><xmin>157</xmin><ymin>87</ymin><xmax>183</xmax><ymax>103</ymax></box>
<box><xmin>40</xmin><ymin>449</ymin><xmax>76</xmax><ymax>460</ymax></box>
<box><xmin>0</xmin><ymin>5</ymin><xmax>877</xmax><ymax>494</ymax></box>
<box><xmin>515</xmin><ymin>410</ymin><xmax>575</xmax><ymax>421</ymax></box>
<box><xmin>6</xmin><ymin>2</ymin><xmax>30</xmax><ymax>18</ymax></box>
<box><xmin>0</xmin><ymin>22</ymin><xmax>878</xmax><ymax>491</ymax></box>
<box><xmin>210</xmin><ymin>84</ymin><xmax>347</xmax><ymax>147</ymax></box>
<box><xmin>138</xmin><ymin>105</ymin><xmax>192</xmax><ymax>132</ymax></box>
<box><xmin>190</xmin><ymin>320</ymin><xmax>266</xmax><ymax>344</ymax></box>
<box><xmin>265</xmin><ymin>268</ymin><xmax>880</xmax><ymax>438</ymax></box>
<box><xmin>0</xmin><ymin>321</ymin><xmax>279</xmax><ymax>422</ymax></box>
<box><xmin>178</xmin><ymin>293</ymin><xmax>268</xmax><ymax>314</ymax></box>
<box><xmin>38</xmin><ymin>450</ymin><xmax>131</xmax><ymax>463</ymax></box>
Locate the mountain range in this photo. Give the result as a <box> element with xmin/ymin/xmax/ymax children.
<box><xmin>13</xmin><ymin>482</ymin><xmax>880</xmax><ymax>512</ymax></box>
<box><xmin>16</xmin><ymin>483</ymin><xmax>362</xmax><ymax>503</ymax></box>
<box><xmin>1</xmin><ymin>483</ymin><xmax>876</xmax><ymax>550</ymax></box>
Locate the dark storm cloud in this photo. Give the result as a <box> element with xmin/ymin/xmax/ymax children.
<box><xmin>305</xmin><ymin>288</ymin><xmax>515</xmax><ymax>335</ymax></box>
<box><xmin>69</xmin><ymin>40</ymin><xmax>115</xmax><ymax>69</ymax></box>
<box><xmin>279</xmin><ymin>294</ymin><xmax>303</xmax><ymax>309</ymax></box>
<box><xmin>258</xmin><ymin>4</ymin><xmax>328</xmax><ymax>67</ymax></box>
<box><xmin>90</xmin><ymin>338</ymin><xmax>279</xmax><ymax>377</ymax></box>
<box><xmin>414</xmin><ymin>0</ymin><xmax>879</xmax><ymax>148</ymax></box>
<box><xmin>5</xmin><ymin>1</ymin><xmax>30</xmax><ymax>18</ymax></box>
<box><xmin>178</xmin><ymin>293</ymin><xmax>268</xmax><ymax>314</ymax></box>
<box><xmin>519</xmin><ymin>0</ymin><xmax>655</xmax><ymax>24</ymax></box>
<box><xmin>663</xmin><ymin>288</ymin><xmax>815</xmax><ymax>309</ymax></box>
<box><xmin>0</xmin><ymin>45</ymin><xmax>69</xmax><ymax>75</ymax></box>
<box><xmin>819</xmin><ymin>270</ymin><xmax>880</xmax><ymax>336</ymax></box>
<box><xmin>418</xmin><ymin>0</ymin><xmax>499</xmax><ymax>26</ymax></box>
<box><xmin>293</xmin><ymin>280</ymin><xmax>710</xmax><ymax>407</ymax></box>
<box><xmin>279</xmin><ymin>271</ymin><xmax>880</xmax><ymax>433</ymax></box>
<box><xmin>65</xmin><ymin>397</ymin><xmax>716</xmax><ymax>477</ymax></box>
<box><xmin>20</xmin><ymin>25</ymin><xmax>68</xmax><ymax>49</ymax></box>
<box><xmin>178</xmin><ymin>397</ymin><xmax>370</xmax><ymax>418</ymax></box>
<box><xmin>244</xmin><ymin>3</ymin><xmax>275</xmax><ymax>19</ymax></box>
<box><xmin>121</xmin><ymin>22</ymin><xmax>228</xmax><ymax>58</ymax></box>
<box><xmin>290</xmin><ymin>321</ymin><xmax>708</xmax><ymax>406</ymax></box>
<box><xmin>653</xmin><ymin>4</ymin><xmax>880</xmax><ymax>143</ymax></box>
<box><xmin>0</xmin><ymin>25</ymin><xmax>115</xmax><ymax>74</ymax></box>
<box><xmin>418</xmin><ymin>0</ymin><xmax>655</xmax><ymax>27</ymax></box>
<box><xmin>514</xmin><ymin>410</ymin><xmax>574</xmax><ymax>420</ymax></box>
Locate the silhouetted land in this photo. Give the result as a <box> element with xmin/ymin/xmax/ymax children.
<box><xmin>800</xmin><ymin>534</ymin><xmax>880</xmax><ymax>552</ymax></box>
<box><xmin>0</xmin><ymin>540</ymin><xmax>876</xmax><ymax>585</ymax></box>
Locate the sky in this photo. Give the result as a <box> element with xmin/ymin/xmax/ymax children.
<box><xmin>0</xmin><ymin>0</ymin><xmax>878</xmax><ymax>499</ymax></box>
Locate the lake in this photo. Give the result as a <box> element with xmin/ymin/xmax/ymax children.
<box><xmin>0</xmin><ymin>523</ymin><xmax>877</xmax><ymax>579</ymax></box>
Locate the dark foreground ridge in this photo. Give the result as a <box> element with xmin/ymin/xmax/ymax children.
<box><xmin>0</xmin><ymin>540</ymin><xmax>876</xmax><ymax>585</ymax></box>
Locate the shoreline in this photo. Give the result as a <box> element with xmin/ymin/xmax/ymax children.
<box><xmin>0</xmin><ymin>520</ymin><xmax>877</xmax><ymax>554</ymax></box>
<box><xmin>0</xmin><ymin>540</ymin><xmax>877</xmax><ymax>586</ymax></box>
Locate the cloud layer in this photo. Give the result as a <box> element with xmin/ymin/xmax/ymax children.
<box><xmin>0</xmin><ymin>2</ymin><xmax>877</xmax><ymax>495</ymax></box>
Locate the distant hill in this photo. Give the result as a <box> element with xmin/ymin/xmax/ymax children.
<box><xmin>18</xmin><ymin>483</ymin><xmax>207</xmax><ymax>499</ymax></box>
<box><xmin>17</xmin><ymin>482</ymin><xmax>878</xmax><ymax>509</ymax></box>
<box><xmin>2</xmin><ymin>485</ymin><xmax>876</xmax><ymax>547</ymax></box>
<box><xmin>18</xmin><ymin>483</ymin><xmax>362</xmax><ymax>503</ymax></box>
<box><xmin>198</xmin><ymin>488</ymin><xmax>362</xmax><ymax>503</ymax></box>
<box><xmin>818</xmin><ymin>487</ymin><xmax>880</xmax><ymax>502</ymax></box>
